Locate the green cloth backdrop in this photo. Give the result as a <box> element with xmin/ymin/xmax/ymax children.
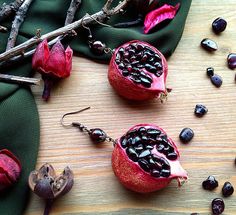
<box><xmin>0</xmin><ymin>0</ymin><xmax>191</xmax><ymax>214</ymax></box>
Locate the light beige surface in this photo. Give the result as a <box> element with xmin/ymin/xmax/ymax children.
<box><xmin>26</xmin><ymin>1</ymin><xmax>236</xmax><ymax>214</ymax></box>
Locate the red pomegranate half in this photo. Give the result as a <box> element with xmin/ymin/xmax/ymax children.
<box><xmin>112</xmin><ymin>124</ymin><xmax>187</xmax><ymax>193</ymax></box>
<box><xmin>108</xmin><ymin>40</ymin><xmax>168</xmax><ymax>100</ymax></box>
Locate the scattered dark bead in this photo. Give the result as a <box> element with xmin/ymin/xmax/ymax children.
<box><xmin>151</xmin><ymin>170</ymin><xmax>160</xmax><ymax>177</ymax></box>
<box><xmin>89</xmin><ymin>128</ymin><xmax>107</xmax><ymax>143</ymax></box>
<box><xmin>202</xmin><ymin>175</ymin><xmax>218</xmax><ymax>191</ymax></box>
<box><xmin>227</xmin><ymin>53</ymin><xmax>236</xmax><ymax>70</ymax></box>
<box><xmin>201</xmin><ymin>38</ymin><xmax>218</xmax><ymax>52</ymax></box>
<box><xmin>160</xmin><ymin>169</ymin><xmax>171</xmax><ymax>177</ymax></box>
<box><xmin>126</xmin><ymin>147</ymin><xmax>139</xmax><ymax>162</ymax></box>
<box><xmin>195</xmin><ymin>104</ymin><xmax>208</xmax><ymax>117</ymax></box>
<box><xmin>206</xmin><ymin>67</ymin><xmax>214</xmax><ymax>77</ymax></box>
<box><xmin>141</xmin><ymin>54</ymin><xmax>148</xmax><ymax>62</ymax></box>
<box><xmin>212</xmin><ymin>17</ymin><xmax>227</xmax><ymax>34</ymax></box>
<box><xmin>179</xmin><ymin>128</ymin><xmax>194</xmax><ymax>143</ymax></box>
<box><xmin>211</xmin><ymin>74</ymin><xmax>223</xmax><ymax>88</ymax></box>
<box><xmin>222</xmin><ymin>181</ymin><xmax>234</xmax><ymax>197</ymax></box>
<box><xmin>127</xmin><ymin>129</ymin><xmax>137</xmax><ymax>137</ymax></box>
<box><xmin>167</xmin><ymin>152</ymin><xmax>178</xmax><ymax>161</ymax></box>
<box><xmin>160</xmin><ymin>157</ymin><xmax>170</xmax><ymax>170</ymax></box>
<box><xmin>118</xmin><ymin>47</ymin><xmax>125</xmax><ymax>54</ymax></box>
<box><xmin>138</xmin><ymin>159</ymin><xmax>150</xmax><ymax>172</ymax></box>
<box><xmin>211</xmin><ymin>198</ymin><xmax>225</xmax><ymax>215</ymax></box>
<box><xmin>90</xmin><ymin>41</ymin><xmax>106</xmax><ymax>55</ymax></box>
<box><xmin>139</xmin><ymin>150</ymin><xmax>151</xmax><ymax>158</ymax></box>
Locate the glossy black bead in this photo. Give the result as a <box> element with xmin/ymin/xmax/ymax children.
<box><xmin>138</xmin><ymin>159</ymin><xmax>150</xmax><ymax>172</ymax></box>
<box><xmin>126</xmin><ymin>147</ymin><xmax>139</xmax><ymax>162</ymax></box>
<box><xmin>179</xmin><ymin>128</ymin><xmax>194</xmax><ymax>143</ymax></box>
<box><xmin>160</xmin><ymin>169</ymin><xmax>170</xmax><ymax>178</ymax></box>
<box><xmin>138</xmin><ymin>127</ymin><xmax>146</xmax><ymax>135</ymax></box>
<box><xmin>206</xmin><ymin>67</ymin><xmax>214</xmax><ymax>77</ymax></box>
<box><xmin>151</xmin><ymin>170</ymin><xmax>160</xmax><ymax>178</ymax></box>
<box><xmin>201</xmin><ymin>38</ymin><xmax>218</xmax><ymax>52</ymax></box>
<box><xmin>89</xmin><ymin>128</ymin><xmax>107</xmax><ymax>143</ymax></box>
<box><xmin>212</xmin><ymin>17</ymin><xmax>227</xmax><ymax>34</ymax></box>
<box><xmin>211</xmin><ymin>74</ymin><xmax>223</xmax><ymax>88</ymax></box>
<box><xmin>140</xmin><ymin>77</ymin><xmax>152</xmax><ymax>88</ymax></box>
<box><xmin>122</xmin><ymin>70</ymin><xmax>129</xmax><ymax>77</ymax></box>
<box><xmin>90</xmin><ymin>41</ymin><xmax>106</xmax><ymax>55</ymax></box>
<box><xmin>211</xmin><ymin>198</ymin><xmax>225</xmax><ymax>215</ymax></box>
<box><xmin>157</xmin><ymin>144</ymin><xmax>165</xmax><ymax>153</ymax></box>
<box><xmin>195</xmin><ymin>104</ymin><xmax>208</xmax><ymax>117</ymax></box>
<box><xmin>121</xmin><ymin>137</ymin><xmax>128</xmax><ymax>148</ymax></box>
<box><xmin>134</xmin><ymin>144</ymin><xmax>144</xmax><ymax>153</ymax></box>
<box><xmin>167</xmin><ymin>152</ymin><xmax>178</xmax><ymax>161</ymax></box>
<box><xmin>222</xmin><ymin>181</ymin><xmax>234</xmax><ymax>197</ymax></box>
<box><xmin>227</xmin><ymin>53</ymin><xmax>236</xmax><ymax>70</ymax></box>
<box><xmin>139</xmin><ymin>150</ymin><xmax>151</xmax><ymax>158</ymax></box>
<box><xmin>202</xmin><ymin>175</ymin><xmax>218</xmax><ymax>191</ymax></box>
<box><xmin>147</xmin><ymin>128</ymin><xmax>161</xmax><ymax>137</ymax></box>
<box><xmin>131</xmin><ymin>136</ymin><xmax>142</xmax><ymax>145</ymax></box>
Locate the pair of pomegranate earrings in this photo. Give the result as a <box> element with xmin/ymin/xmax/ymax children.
<box><xmin>61</xmin><ymin>107</ymin><xmax>187</xmax><ymax>193</ymax></box>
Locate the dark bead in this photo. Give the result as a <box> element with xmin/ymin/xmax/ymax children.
<box><xmin>126</xmin><ymin>147</ymin><xmax>139</xmax><ymax>162</ymax></box>
<box><xmin>202</xmin><ymin>175</ymin><xmax>218</xmax><ymax>190</ymax></box>
<box><xmin>127</xmin><ymin>129</ymin><xmax>137</xmax><ymax>137</ymax></box>
<box><xmin>211</xmin><ymin>74</ymin><xmax>223</xmax><ymax>88</ymax></box>
<box><xmin>141</xmin><ymin>136</ymin><xmax>148</xmax><ymax>143</ymax></box>
<box><xmin>195</xmin><ymin>104</ymin><xmax>208</xmax><ymax>117</ymax></box>
<box><xmin>160</xmin><ymin>157</ymin><xmax>170</xmax><ymax>170</ymax></box>
<box><xmin>118</xmin><ymin>63</ymin><xmax>125</xmax><ymax>69</ymax></box>
<box><xmin>157</xmin><ymin>144</ymin><xmax>165</xmax><ymax>153</ymax></box>
<box><xmin>123</xmin><ymin>52</ymin><xmax>130</xmax><ymax>58</ymax></box>
<box><xmin>201</xmin><ymin>38</ymin><xmax>218</xmax><ymax>52</ymax></box>
<box><xmin>135</xmin><ymin>144</ymin><xmax>144</xmax><ymax>152</ymax></box>
<box><xmin>141</xmin><ymin>54</ymin><xmax>148</xmax><ymax>62</ymax></box>
<box><xmin>160</xmin><ymin>169</ymin><xmax>170</xmax><ymax>177</ymax></box>
<box><xmin>121</xmin><ymin>137</ymin><xmax>128</xmax><ymax>148</ymax></box>
<box><xmin>211</xmin><ymin>198</ymin><xmax>225</xmax><ymax>215</ymax></box>
<box><xmin>137</xmin><ymin>44</ymin><xmax>144</xmax><ymax>51</ymax></box>
<box><xmin>89</xmin><ymin>128</ymin><xmax>107</xmax><ymax>143</ymax></box>
<box><xmin>122</xmin><ymin>70</ymin><xmax>129</xmax><ymax>77</ymax></box>
<box><xmin>138</xmin><ymin>159</ymin><xmax>150</xmax><ymax>172</ymax></box>
<box><xmin>128</xmin><ymin>49</ymin><xmax>136</xmax><ymax>55</ymax></box>
<box><xmin>138</xmin><ymin>127</ymin><xmax>146</xmax><ymax>135</ymax></box>
<box><xmin>151</xmin><ymin>170</ymin><xmax>160</xmax><ymax>178</ymax></box>
<box><xmin>167</xmin><ymin>152</ymin><xmax>178</xmax><ymax>160</ymax></box>
<box><xmin>179</xmin><ymin>128</ymin><xmax>194</xmax><ymax>143</ymax></box>
<box><xmin>222</xmin><ymin>181</ymin><xmax>234</xmax><ymax>197</ymax></box>
<box><xmin>147</xmin><ymin>128</ymin><xmax>161</xmax><ymax>137</ymax></box>
<box><xmin>206</xmin><ymin>67</ymin><xmax>214</xmax><ymax>77</ymax></box>
<box><xmin>130</xmin><ymin>76</ymin><xmax>141</xmax><ymax>84</ymax></box>
<box><xmin>212</xmin><ymin>17</ymin><xmax>227</xmax><ymax>34</ymax></box>
<box><xmin>227</xmin><ymin>53</ymin><xmax>236</xmax><ymax>69</ymax></box>
<box><xmin>190</xmin><ymin>213</ymin><xmax>200</xmax><ymax>215</ymax></box>
<box><xmin>139</xmin><ymin>150</ymin><xmax>151</xmax><ymax>158</ymax></box>
<box><xmin>154</xmin><ymin>62</ymin><xmax>163</xmax><ymax>70</ymax></box>
<box><xmin>131</xmin><ymin>136</ymin><xmax>142</xmax><ymax>145</ymax></box>
<box><xmin>140</xmin><ymin>77</ymin><xmax>152</xmax><ymax>88</ymax></box>
<box><xmin>118</xmin><ymin>47</ymin><xmax>125</xmax><ymax>54</ymax></box>
<box><xmin>145</xmin><ymin>64</ymin><xmax>156</xmax><ymax>73</ymax></box>
<box><xmin>90</xmin><ymin>41</ymin><xmax>106</xmax><ymax>55</ymax></box>
<box><xmin>146</xmin><ymin>145</ymin><xmax>154</xmax><ymax>150</ymax></box>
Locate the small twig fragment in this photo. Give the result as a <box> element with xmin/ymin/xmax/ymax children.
<box><xmin>0</xmin><ymin>0</ymin><xmax>24</xmax><ymax>23</ymax></box>
<box><xmin>6</xmin><ymin>0</ymin><xmax>34</xmax><ymax>50</ymax></box>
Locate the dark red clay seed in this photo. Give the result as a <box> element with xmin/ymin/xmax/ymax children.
<box><xmin>202</xmin><ymin>175</ymin><xmax>218</xmax><ymax>191</ymax></box>
<box><xmin>212</xmin><ymin>17</ymin><xmax>227</xmax><ymax>34</ymax></box>
<box><xmin>222</xmin><ymin>181</ymin><xmax>234</xmax><ymax>197</ymax></box>
<box><xmin>179</xmin><ymin>128</ymin><xmax>194</xmax><ymax>143</ymax></box>
<box><xmin>201</xmin><ymin>38</ymin><xmax>218</xmax><ymax>52</ymax></box>
<box><xmin>211</xmin><ymin>198</ymin><xmax>225</xmax><ymax>215</ymax></box>
<box><xmin>211</xmin><ymin>74</ymin><xmax>223</xmax><ymax>88</ymax></box>
<box><xmin>227</xmin><ymin>53</ymin><xmax>236</xmax><ymax>70</ymax></box>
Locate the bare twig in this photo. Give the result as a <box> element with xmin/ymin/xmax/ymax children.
<box><xmin>6</xmin><ymin>0</ymin><xmax>33</xmax><ymax>50</ymax></box>
<box><xmin>0</xmin><ymin>0</ymin><xmax>130</xmax><ymax>63</ymax></box>
<box><xmin>0</xmin><ymin>0</ymin><xmax>24</xmax><ymax>23</ymax></box>
<box><xmin>0</xmin><ymin>25</ymin><xmax>7</xmax><ymax>32</ymax></box>
<box><xmin>65</xmin><ymin>0</ymin><xmax>81</xmax><ymax>26</ymax></box>
<box><xmin>0</xmin><ymin>73</ymin><xmax>41</xmax><ymax>85</ymax></box>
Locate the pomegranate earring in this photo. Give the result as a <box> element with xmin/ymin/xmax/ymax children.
<box><xmin>61</xmin><ymin>107</ymin><xmax>188</xmax><ymax>193</ymax></box>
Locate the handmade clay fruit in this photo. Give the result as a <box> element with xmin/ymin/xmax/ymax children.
<box><xmin>112</xmin><ymin>124</ymin><xmax>187</xmax><ymax>193</ymax></box>
<box><xmin>108</xmin><ymin>40</ymin><xmax>168</xmax><ymax>100</ymax></box>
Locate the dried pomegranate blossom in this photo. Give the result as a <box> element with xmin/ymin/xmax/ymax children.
<box><xmin>112</xmin><ymin>124</ymin><xmax>187</xmax><ymax>193</ymax></box>
<box><xmin>0</xmin><ymin>149</ymin><xmax>21</xmax><ymax>192</ymax></box>
<box><xmin>32</xmin><ymin>40</ymin><xmax>73</xmax><ymax>101</ymax></box>
<box><xmin>108</xmin><ymin>40</ymin><xmax>168</xmax><ymax>100</ymax></box>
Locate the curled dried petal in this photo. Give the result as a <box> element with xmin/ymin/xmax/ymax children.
<box><xmin>144</xmin><ymin>3</ymin><xmax>180</xmax><ymax>34</ymax></box>
<box><xmin>32</xmin><ymin>39</ymin><xmax>50</xmax><ymax>72</ymax></box>
<box><xmin>65</xmin><ymin>46</ymin><xmax>73</xmax><ymax>77</ymax></box>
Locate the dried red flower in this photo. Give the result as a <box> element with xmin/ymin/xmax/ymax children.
<box><xmin>144</xmin><ymin>3</ymin><xmax>180</xmax><ymax>34</ymax></box>
<box><xmin>32</xmin><ymin>40</ymin><xmax>73</xmax><ymax>101</ymax></box>
<box><xmin>0</xmin><ymin>149</ymin><xmax>21</xmax><ymax>192</ymax></box>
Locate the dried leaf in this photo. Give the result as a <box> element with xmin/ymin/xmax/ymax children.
<box><xmin>144</xmin><ymin>3</ymin><xmax>180</xmax><ymax>34</ymax></box>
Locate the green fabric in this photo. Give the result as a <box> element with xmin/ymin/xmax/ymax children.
<box><xmin>0</xmin><ymin>0</ymin><xmax>191</xmax><ymax>214</ymax></box>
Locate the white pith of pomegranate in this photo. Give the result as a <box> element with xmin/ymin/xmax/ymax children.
<box><xmin>108</xmin><ymin>40</ymin><xmax>168</xmax><ymax>101</ymax></box>
<box><xmin>112</xmin><ymin>124</ymin><xmax>187</xmax><ymax>193</ymax></box>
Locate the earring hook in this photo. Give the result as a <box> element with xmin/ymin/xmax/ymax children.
<box><xmin>60</xmin><ymin>107</ymin><xmax>91</xmax><ymax>128</ymax></box>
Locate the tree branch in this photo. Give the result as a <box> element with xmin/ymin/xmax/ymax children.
<box><xmin>0</xmin><ymin>0</ymin><xmax>130</xmax><ymax>63</ymax></box>
<box><xmin>6</xmin><ymin>0</ymin><xmax>33</xmax><ymax>50</ymax></box>
<box><xmin>0</xmin><ymin>0</ymin><xmax>24</xmax><ymax>23</ymax></box>
<box><xmin>65</xmin><ymin>0</ymin><xmax>81</xmax><ymax>26</ymax></box>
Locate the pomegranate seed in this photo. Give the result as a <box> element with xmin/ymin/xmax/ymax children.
<box><xmin>211</xmin><ymin>198</ymin><xmax>225</xmax><ymax>215</ymax></box>
<box><xmin>201</xmin><ymin>38</ymin><xmax>218</xmax><ymax>52</ymax></box>
<box><xmin>212</xmin><ymin>17</ymin><xmax>227</xmax><ymax>34</ymax></box>
<box><xmin>222</xmin><ymin>182</ymin><xmax>234</xmax><ymax>197</ymax></box>
<box><xmin>179</xmin><ymin>128</ymin><xmax>194</xmax><ymax>143</ymax></box>
<box><xmin>202</xmin><ymin>175</ymin><xmax>218</xmax><ymax>190</ymax></box>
